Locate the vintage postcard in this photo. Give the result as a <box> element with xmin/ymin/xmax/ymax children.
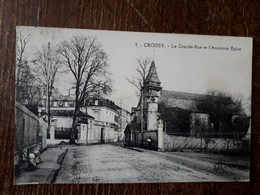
<box><xmin>14</xmin><ymin>26</ymin><xmax>252</xmax><ymax>184</ymax></box>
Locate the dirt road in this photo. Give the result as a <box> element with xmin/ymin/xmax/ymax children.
<box><xmin>54</xmin><ymin>144</ymin><xmax>233</xmax><ymax>183</ymax></box>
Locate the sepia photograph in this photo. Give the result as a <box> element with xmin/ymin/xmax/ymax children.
<box><xmin>14</xmin><ymin>26</ymin><xmax>252</xmax><ymax>184</ymax></box>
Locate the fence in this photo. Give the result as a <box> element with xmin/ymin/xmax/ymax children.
<box><xmin>54</xmin><ymin>127</ymin><xmax>71</xmax><ymax>139</ymax></box>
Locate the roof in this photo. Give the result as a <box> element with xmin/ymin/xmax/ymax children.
<box><xmin>131</xmin><ymin>107</ymin><xmax>137</xmax><ymax>113</ymax></box>
<box><xmin>124</xmin><ymin>123</ymin><xmax>141</xmax><ymax>133</ymax></box>
<box><xmin>145</xmin><ymin>61</ymin><xmax>160</xmax><ymax>84</ymax></box>
<box><xmin>159</xmin><ymin>90</ymin><xmax>208</xmax><ymax>112</ymax></box>
<box><xmin>160</xmin><ymin>90</ymin><xmax>207</xmax><ymax>101</ymax></box>
<box><xmin>88</xmin><ymin>99</ymin><xmax>120</xmax><ymax>113</ymax></box>
<box><xmin>51</xmin><ymin>88</ymin><xmax>75</xmax><ymax>101</ymax></box>
<box><xmin>51</xmin><ymin>110</ymin><xmax>94</xmax><ymax>119</ymax></box>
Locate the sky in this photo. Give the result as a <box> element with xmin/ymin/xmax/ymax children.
<box><xmin>16</xmin><ymin>26</ymin><xmax>252</xmax><ymax>112</ymax></box>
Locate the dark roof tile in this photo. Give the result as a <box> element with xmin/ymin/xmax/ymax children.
<box><xmin>159</xmin><ymin>90</ymin><xmax>208</xmax><ymax>112</ymax></box>
<box><xmin>51</xmin><ymin>110</ymin><xmax>94</xmax><ymax>119</ymax></box>
<box><xmin>145</xmin><ymin>61</ymin><xmax>160</xmax><ymax>83</ymax></box>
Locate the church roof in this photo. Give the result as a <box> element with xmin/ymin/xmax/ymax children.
<box><xmin>160</xmin><ymin>90</ymin><xmax>207</xmax><ymax>101</ymax></box>
<box><xmin>145</xmin><ymin>61</ymin><xmax>160</xmax><ymax>84</ymax></box>
<box><xmin>124</xmin><ymin>123</ymin><xmax>141</xmax><ymax>133</ymax></box>
<box><xmin>159</xmin><ymin>90</ymin><xmax>208</xmax><ymax>112</ymax></box>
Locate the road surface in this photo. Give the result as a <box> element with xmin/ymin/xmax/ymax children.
<box><xmin>54</xmin><ymin>144</ymin><xmax>234</xmax><ymax>183</ymax></box>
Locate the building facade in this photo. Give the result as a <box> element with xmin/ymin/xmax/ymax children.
<box><xmin>86</xmin><ymin>99</ymin><xmax>130</xmax><ymax>142</ymax></box>
<box><xmin>38</xmin><ymin>90</ymin><xmax>130</xmax><ymax>144</ymax></box>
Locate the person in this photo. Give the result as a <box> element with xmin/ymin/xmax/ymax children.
<box><xmin>147</xmin><ymin>136</ymin><xmax>152</xmax><ymax>148</ymax></box>
<box><xmin>28</xmin><ymin>152</ymin><xmax>37</xmax><ymax>169</ymax></box>
<box><xmin>27</xmin><ymin>149</ymin><xmax>41</xmax><ymax>170</ymax></box>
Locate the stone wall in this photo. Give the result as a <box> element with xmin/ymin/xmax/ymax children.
<box><xmin>39</xmin><ymin>117</ymin><xmax>48</xmax><ymax>150</ymax></box>
<box><xmin>15</xmin><ymin>101</ymin><xmax>45</xmax><ymax>164</ymax></box>
<box><xmin>77</xmin><ymin>123</ymin><xmax>118</xmax><ymax>144</ymax></box>
<box><xmin>163</xmin><ymin>132</ymin><xmax>247</xmax><ymax>152</ymax></box>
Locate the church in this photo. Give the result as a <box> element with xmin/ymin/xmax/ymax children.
<box><xmin>125</xmin><ymin>60</ymin><xmax>209</xmax><ymax>147</ymax></box>
<box><xmin>124</xmin><ymin>60</ymin><xmax>250</xmax><ymax>150</ymax></box>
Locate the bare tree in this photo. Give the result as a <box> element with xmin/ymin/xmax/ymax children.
<box><xmin>32</xmin><ymin>42</ymin><xmax>61</xmax><ymax>132</ymax></box>
<box><xmin>16</xmin><ymin>33</ymin><xmax>42</xmax><ymax>106</ymax></box>
<box><xmin>58</xmin><ymin>36</ymin><xmax>112</xmax><ymax>144</ymax></box>
<box><xmin>16</xmin><ymin>33</ymin><xmax>30</xmax><ymax>88</ymax></box>
<box><xmin>17</xmin><ymin>61</ymin><xmax>42</xmax><ymax>105</ymax></box>
<box><xmin>126</xmin><ymin>57</ymin><xmax>151</xmax><ymax>97</ymax></box>
<box><xmin>126</xmin><ymin>57</ymin><xmax>152</xmax><ymax>145</ymax></box>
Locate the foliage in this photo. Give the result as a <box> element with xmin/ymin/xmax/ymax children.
<box><xmin>192</xmin><ymin>115</ymin><xmax>214</xmax><ymax>149</ymax></box>
<box><xmin>230</xmin><ymin>116</ymin><xmax>250</xmax><ymax>139</ymax></box>
<box><xmin>158</xmin><ymin>102</ymin><xmax>191</xmax><ymax>136</ymax></box>
<box><xmin>197</xmin><ymin>89</ymin><xmax>247</xmax><ymax>138</ymax></box>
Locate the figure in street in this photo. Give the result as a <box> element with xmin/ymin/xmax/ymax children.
<box><xmin>147</xmin><ymin>136</ymin><xmax>152</xmax><ymax>148</ymax></box>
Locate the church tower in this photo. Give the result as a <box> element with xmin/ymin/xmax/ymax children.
<box><xmin>143</xmin><ymin>61</ymin><xmax>162</xmax><ymax>131</ymax></box>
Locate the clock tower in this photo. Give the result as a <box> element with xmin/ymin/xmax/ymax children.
<box><xmin>143</xmin><ymin>61</ymin><xmax>162</xmax><ymax>131</ymax></box>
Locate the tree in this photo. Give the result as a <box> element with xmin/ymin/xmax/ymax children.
<box><xmin>126</xmin><ymin>57</ymin><xmax>151</xmax><ymax>97</ymax></box>
<box><xmin>58</xmin><ymin>36</ymin><xmax>112</xmax><ymax>144</ymax></box>
<box><xmin>126</xmin><ymin>57</ymin><xmax>152</xmax><ymax>145</ymax></box>
<box><xmin>158</xmin><ymin>102</ymin><xmax>191</xmax><ymax>136</ymax></box>
<box><xmin>16</xmin><ymin>33</ymin><xmax>30</xmax><ymax>91</ymax></box>
<box><xmin>16</xmin><ymin>61</ymin><xmax>42</xmax><ymax>105</ymax></box>
<box><xmin>192</xmin><ymin>115</ymin><xmax>214</xmax><ymax>150</ymax></box>
<box><xmin>32</xmin><ymin>42</ymin><xmax>61</xmax><ymax>133</ymax></box>
<box><xmin>197</xmin><ymin>89</ymin><xmax>246</xmax><ymax>137</ymax></box>
<box><xmin>16</xmin><ymin>33</ymin><xmax>42</xmax><ymax>106</ymax></box>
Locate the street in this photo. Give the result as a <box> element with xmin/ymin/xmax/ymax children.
<box><xmin>54</xmin><ymin>144</ymin><xmax>246</xmax><ymax>183</ymax></box>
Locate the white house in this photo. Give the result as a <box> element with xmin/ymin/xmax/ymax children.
<box><xmin>38</xmin><ymin>89</ymin><xmax>130</xmax><ymax>144</ymax></box>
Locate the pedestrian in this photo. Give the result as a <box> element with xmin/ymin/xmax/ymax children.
<box><xmin>28</xmin><ymin>152</ymin><xmax>37</xmax><ymax>170</ymax></box>
<box><xmin>147</xmin><ymin>136</ymin><xmax>152</xmax><ymax>148</ymax></box>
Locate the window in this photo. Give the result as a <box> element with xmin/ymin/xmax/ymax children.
<box><xmin>64</xmin><ymin>102</ymin><xmax>68</xmax><ymax>107</ymax></box>
<box><xmin>89</xmin><ymin>131</ymin><xmax>92</xmax><ymax>140</ymax></box>
<box><xmin>95</xmin><ymin>100</ymin><xmax>98</xmax><ymax>106</ymax></box>
<box><xmin>53</xmin><ymin>101</ymin><xmax>57</xmax><ymax>107</ymax></box>
<box><xmin>89</xmin><ymin>120</ymin><xmax>93</xmax><ymax>129</ymax></box>
<box><xmin>59</xmin><ymin>102</ymin><xmax>63</xmax><ymax>107</ymax></box>
<box><xmin>114</xmin><ymin>115</ymin><xmax>118</xmax><ymax>122</ymax></box>
<box><xmin>69</xmin><ymin>102</ymin><xmax>74</xmax><ymax>107</ymax></box>
<box><xmin>93</xmin><ymin>110</ymin><xmax>100</xmax><ymax>120</ymax></box>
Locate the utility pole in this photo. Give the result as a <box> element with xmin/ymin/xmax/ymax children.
<box><xmin>47</xmin><ymin>42</ymin><xmax>51</xmax><ymax>136</ymax></box>
<box><xmin>120</xmin><ymin>98</ymin><xmax>123</xmax><ymax>141</ymax></box>
<box><xmin>140</xmin><ymin>86</ymin><xmax>144</xmax><ymax>146</ymax></box>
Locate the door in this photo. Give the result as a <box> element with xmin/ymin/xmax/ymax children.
<box><xmin>101</xmin><ymin>128</ymin><xmax>104</xmax><ymax>144</ymax></box>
